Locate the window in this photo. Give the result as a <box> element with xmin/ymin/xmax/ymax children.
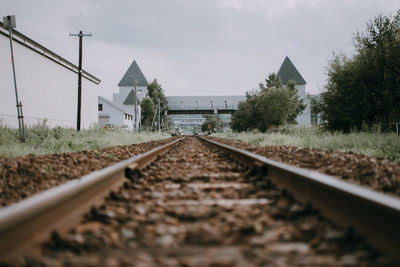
<box><xmin>224</xmin><ymin>101</ymin><xmax>228</xmax><ymax>108</ymax></box>
<box><xmin>125</xmin><ymin>114</ymin><xmax>128</xmax><ymax>120</ymax></box>
<box><xmin>98</xmin><ymin>104</ymin><xmax>103</xmax><ymax>111</ymax></box>
<box><xmin>210</xmin><ymin>101</ymin><xmax>213</xmax><ymax>108</ymax></box>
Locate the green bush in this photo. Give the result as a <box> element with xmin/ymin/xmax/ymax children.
<box><xmin>231</xmin><ymin>74</ymin><xmax>305</xmax><ymax>132</ymax></box>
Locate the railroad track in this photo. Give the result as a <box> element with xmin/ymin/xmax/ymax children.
<box><xmin>0</xmin><ymin>136</ymin><xmax>399</xmax><ymax>265</ymax></box>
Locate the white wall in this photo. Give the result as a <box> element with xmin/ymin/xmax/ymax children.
<box><xmin>295</xmin><ymin>84</ymin><xmax>311</xmax><ymax>127</ymax></box>
<box><xmin>0</xmin><ymin>33</ymin><xmax>98</xmax><ymax>129</ymax></box>
<box><xmin>98</xmin><ymin>98</ymin><xmax>133</xmax><ymax>130</ymax></box>
<box><xmin>114</xmin><ymin>86</ymin><xmax>147</xmax><ymax>104</ymax></box>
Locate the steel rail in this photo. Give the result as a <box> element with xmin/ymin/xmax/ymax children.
<box><xmin>200</xmin><ymin>136</ymin><xmax>400</xmax><ymax>259</ymax></box>
<box><xmin>0</xmin><ymin>137</ymin><xmax>183</xmax><ymax>260</ymax></box>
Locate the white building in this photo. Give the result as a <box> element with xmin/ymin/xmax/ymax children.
<box><xmin>98</xmin><ymin>60</ymin><xmax>148</xmax><ymax>130</ymax></box>
<box><xmin>277</xmin><ymin>56</ymin><xmax>311</xmax><ymax>127</ymax></box>
<box><xmin>0</xmin><ymin>20</ymin><xmax>100</xmax><ymax>129</ymax></box>
<box><xmin>98</xmin><ymin>96</ymin><xmax>134</xmax><ymax>130</ymax></box>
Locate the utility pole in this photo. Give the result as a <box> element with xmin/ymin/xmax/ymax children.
<box><xmin>69</xmin><ymin>31</ymin><xmax>91</xmax><ymax>131</ymax></box>
<box><xmin>158</xmin><ymin>98</ymin><xmax>161</xmax><ymax>131</ymax></box>
<box><xmin>151</xmin><ymin>103</ymin><xmax>157</xmax><ymax>132</ymax></box>
<box><xmin>4</xmin><ymin>15</ymin><xmax>26</xmax><ymax>142</ymax></box>
<box><xmin>134</xmin><ymin>75</ymin><xmax>138</xmax><ymax>132</ymax></box>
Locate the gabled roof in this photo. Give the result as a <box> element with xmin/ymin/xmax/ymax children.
<box><xmin>118</xmin><ymin>60</ymin><xmax>149</xmax><ymax>87</ymax></box>
<box><xmin>123</xmin><ymin>90</ymin><xmax>141</xmax><ymax>105</ymax></box>
<box><xmin>277</xmin><ymin>56</ymin><xmax>306</xmax><ymax>85</ymax></box>
<box><xmin>99</xmin><ymin>96</ymin><xmax>133</xmax><ymax>115</ymax></box>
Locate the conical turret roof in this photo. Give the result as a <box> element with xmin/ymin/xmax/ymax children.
<box><xmin>277</xmin><ymin>56</ymin><xmax>306</xmax><ymax>85</ymax></box>
<box><xmin>118</xmin><ymin>60</ymin><xmax>149</xmax><ymax>87</ymax></box>
<box><xmin>123</xmin><ymin>89</ymin><xmax>140</xmax><ymax>105</ymax></box>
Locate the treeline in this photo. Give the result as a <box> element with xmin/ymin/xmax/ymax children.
<box><xmin>231</xmin><ymin>74</ymin><xmax>305</xmax><ymax>132</ymax></box>
<box><xmin>318</xmin><ymin>9</ymin><xmax>400</xmax><ymax>131</ymax></box>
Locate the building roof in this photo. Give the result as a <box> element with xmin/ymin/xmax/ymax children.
<box><xmin>118</xmin><ymin>60</ymin><xmax>149</xmax><ymax>87</ymax></box>
<box><xmin>166</xmin><ymin>95</ymin><xmax>245</xmax><ymax>110</ymax></box>
<box><xmin>277</xmin><ymin>56</ymin><xmax>306</xmax><ymax>85</ymax></box>
<box><xmin>99</xmin><ymin>96</ymin><xmax>133</xmax><ymax>115</ymax></box>
<box><xmin>123</xmin><ymin>90</ymin><xmax>141</xmax><ymax>105</ymax></box>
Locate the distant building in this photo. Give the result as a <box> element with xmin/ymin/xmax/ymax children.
<box><xmin>166</xmin><ymin>95</ymin><xmax>245</xmax><ymax>132</ymax></box>
<box><xmin>167</xmin><ymin>95</ymin><xmax>245</xmax><ymax>113</ymax></box>
<box><xmin>0</xmin><ymin>21</ymin><xmax>100</xmax><ymax>129</ymax></box>
<box><xmin>277</xmin><ymin>56</ymin><xmax>311</xmax><ymax>127</ymax></box>
<box><xmin>98</xmin><ymin>60</ymin><xmax>147</xmax><ymax>130</ymax></box>
<box><xmin>166</xmin><ymin>56</ymin><xmax>311</xmax><ymax>132</ymax></box>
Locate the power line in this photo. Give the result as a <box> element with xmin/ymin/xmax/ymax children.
<box><xmin>29</xmin><ymin>0</ymin><xmax>82</xmax><ymax>30</ymax></box>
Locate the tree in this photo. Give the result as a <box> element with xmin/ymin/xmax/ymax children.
<box><xmin>145</xmin><ymin>79</ymin><xmax>169</xmax><ymax>131</ymax></box>
<box><xmin>286</xmin><ymin>80</ymin><xmax>306</xmax><ymax>124</ymax></box>
<box><xmin>230</xmin><ymin>90</ymin><xmax>260</xmax><ymax>131</ymax></box>
<box><xmin>321</xmin><ymin>10</ymin><xmax>400</xmax><ymax>131</ymax></box>
<box><xmin>147</xmin><ymin>79</ymin><xmax>167</xmax><ymax>114</ymax></box>
<box><xmin>141</xmin><ymin>97</ymin><xmax>155</xmax><ymax>131</ymax></box>
<box><xmin>307</xmin><ymin>94</ymin><xmax>323</xmax><ymax>125</ymax></box>
<box><xmin>201</xmin><ymin>114</ymin><xmax>223</xmax><ymax>133</ymax></box>
<box><xmin>231</xmin><ymin>73</ymin><xmax>305</xmax><ymax>132</ymax></box>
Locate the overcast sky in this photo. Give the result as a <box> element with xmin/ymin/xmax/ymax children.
<box><xmin>2</xmin><ymin>0</ymin><xmax>399</xmax><ymax>99</ymax></box>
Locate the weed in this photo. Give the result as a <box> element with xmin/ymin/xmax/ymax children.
<box><xmin>213</xmin><ymin>127</ymin><xmax>400</xmax><ymax>162</ymax></box>
<box><xmin>0</xmin><ymin>123</ymin><xmax>170</xmax><ymax>157</ymax></box>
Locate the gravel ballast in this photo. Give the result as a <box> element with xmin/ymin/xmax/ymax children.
<box><xmin>0</xmin><ymin>137</ymin><xmax>177</xmax><ymax>207</ymax></box>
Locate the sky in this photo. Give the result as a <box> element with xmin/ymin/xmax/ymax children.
<box><xmin>1</xmin><ymin>0</ymin><xmax>399</xmax><ymax>99</ymax></box>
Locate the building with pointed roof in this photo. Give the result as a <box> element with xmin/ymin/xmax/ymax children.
<box><xmin>118</xmin><ymin>60</ymin><xmax>149</xmax><ymax>87</ymax></box>
<box><xmin>166</xmin><ymin>56</ymin><xmax>311</xmax><ymax>132</ymax></box>
<box><xmin>277</xmin><ymin>56</ymin><xmax>306</xmax><ymax>85</ymax></box>
<box><xmin>277</xmin><ymin>56</ymin><xmax>310</xmax><ymax>126</ymax></box>
<box><xmin>123</xmin><ymin>90</ymin><xmax>141</xmax><ymax>105</ymax></box>
<box><xmin>98</xmin><ymin>60</ymin><xmax>147</xmax><ymax>130</ymax></box>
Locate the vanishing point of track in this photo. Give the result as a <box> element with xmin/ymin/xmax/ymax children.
<box><xmin>0</xmin><ymin>136</ymin><xmax>399</xmax><ymax>265</ymax></box>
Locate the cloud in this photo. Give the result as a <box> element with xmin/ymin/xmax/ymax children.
<box><xmin>2</xmin><ymin>0</ymin><xmax>399</xmax><ymax>98</ymax></box>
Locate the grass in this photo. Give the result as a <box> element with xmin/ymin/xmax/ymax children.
<box><xmin>213</xmin><ymin>126</ymin><xmax>400</xmax><ymax>162</ymax></box>
<box><xmin>0</xmin><ymin>123</ymin><xmax>171</xmax><ymax>157</ymax></box>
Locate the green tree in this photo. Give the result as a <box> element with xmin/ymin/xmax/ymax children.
<box><xmin>145</xmin><ymin>79</ymin><xmax>168</xmax><ymax>131</ymax></box>
<box><xmin>231</xmin><ymin>73</ymin><xmax>305</xmax><ymax>132</ymax></box>
<box><xmin>307</xmin><ymin>94</ymin><xmax>323</xmax><ymax>125</ymax></box>
<box><xmin>230</xmin><ymin>90</ymin><xmax>260</xmax><ymax>131</ymax></box>
<box><xmin>147</xmin><ymin>79</ymin><xmax>168</xmax><ymax>114</ymax></box>
<box><xmin>140</xmin><ymin>97</ymin><xmax>155</xmax><ymax>131</ymax></box>
<box><xmin>201</xmin><ymin>114</ymin><xmax>223</xmax><ymax>133</ymax></box>
<box><xmin>321</xmin><ymin>10</ymin><xmax>400</xmax><ymax>131</ymax></box>
<box><xmin>286</xmin><ymin>80</ymin><xmax>306</xmax><ymax>124</ymax></box>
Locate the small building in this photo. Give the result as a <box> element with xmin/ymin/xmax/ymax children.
<box><xmin>277</xmin><ymin>56</ymin><xmax>311</xmax><ymax>127</ymax></box>
<box><xmin>98</xmin><ymin>60</ymin><xmax>147</xmax><ymax>130</ymax></box>
<box><xmin>98</xmin><ymin>96</ymin><xmax>135</xmax><ymax>130</ymax></box>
